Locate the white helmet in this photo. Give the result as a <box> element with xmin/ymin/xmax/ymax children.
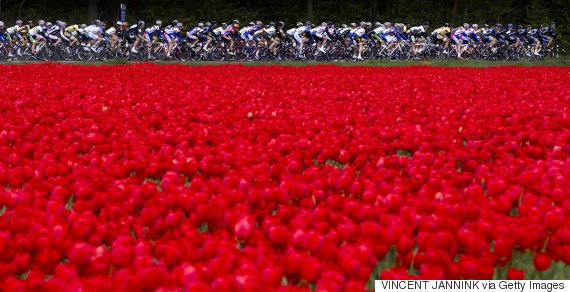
<box><xmin>38</xmin><ymin>20</ymin><xmax>45</xmax><ymax>26</ymax></box>
<box><xmin>0</xmin><ymin>21</ymin><xmax>4</xmax><ymax>27</ymax></box>
<box><xmin>156</xmin><ymin>20</ymin><xmax>162</xmax><ymax>26</ymax></box>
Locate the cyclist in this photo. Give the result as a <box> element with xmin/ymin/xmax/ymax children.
<box><xmin>353</xmin><ymin>22</ymin><xmax>371</xmax><ymax>60</ymax></box>
<box><xmin>125</xmin><ymin>21</ymin><xmax>145</xmax><ymax>53</ymax></box>
<box><xmin>187</xmin><ymin>22</ymin><xmax>206</xmax><ymax>47</ymax></box>
<box><xmin>0</xmin><ymin>21</ymin><xmax>7</xmax><ymax>44</ymax></box>
<box><xmin>407</xmin><ymin>22</ymin><xmax>429</xmax><ymax>56</ymax></box>
<box><xmin>222</xmin><ymin>20</ymin><xmax>239</xmax><ymax>53</ymax></box>
<box><xmin>105</xmin><ymin>21</ymin><xmax>122</xmax><ymax>49</ymax></box>
<box><xmin>212</xmin><ymin>22</ymin><xmax>227</xmax><ymax>42</ymax></box>
<box><xmin>310</xmin><ymin>22</ymin><xmax>329</xmax><ymax>53</ymax></box>
<box><xmin>202</xmin><ymin>22</ymin><xmax>215</xmax><ymax>50</ymax></box>
<box><xmin>144</xmin><ymin>20</ymin><xmax>163</xmax><ymax>48</ymax></box>
<box><xmin>451</xmin><ymin>23</ymin><xmax>470</xmax><ymax>59</ymax></box>
<box><xmin>382</xmin><ymin>22</ymin><xmax>399</xmax><ymax>51</ymax></box>
<box><xmin>291</xmin><ymin>22</ymin><xmax>309</xmax><ymax>58</ymax></box>
<box><xmin>164</xmin><ymin>22</ymin><xmax>183</xmax><ymax>58</ymax></box>
<box><xmin>254</xmin><ymin>22</ymin><xmax>277</xmax><ymax>48</ymax></box>
<box><xmin>370</xmin><ymin>22</ymin><xmax>385</xmax><ymax>44</ymax></box>
<box><xmin>541</xmin><ymin>22</ymin><xmax>556</xmax><ymax>47</ymax></box>
<box><xmin>5</xmin><ymin>20</ymin><xmax>23</xmax><ymax>45</ymax></box>
<box><xmin>84</xmin><ymin>20</ymin><xmax>104</xmax><ymax>51</ymax></box>
<box><xmin>65</xmin><ymin>23</ymin><xmax>82</xmax><ymax>46</ymax></box>
<box><xmin>28</xmin><ymin>20</ymin><xmax>46</xmax><ymax>54</ymax></box>
<box><xmin>18</xmin><ymin>21</ymin><xmax>33</xmax><ymax>45</ymax></box>
<box><xmin>505</xmin><ymin>24</ymin><xmax>520</xmax><ymax>48</ymax></box>
<box><xmin>429</xmin><ymin>23</ymin><xmax>451</xmax><ymax>49</ymax></box>
<box><xmin>526</xmin><ymin>25</ymin><xmax>541</xmax><ymax>55</ymax></box>
<box><xmin>46</xmin><ymin>21</ymin><xmax>64</xmax><ymax>46</ymax></box>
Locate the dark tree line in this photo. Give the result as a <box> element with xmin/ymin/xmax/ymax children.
<box><xmin>1</xmin><ymin>0</ymin><xmax>568</xmax><ymax>47</ymax></box>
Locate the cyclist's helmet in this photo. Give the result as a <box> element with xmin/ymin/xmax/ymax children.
<box><xmin>269</xmin><ymin>22</ymin><xmax>275</xmax><ymax>27</ymax></box>
<box><xmin>256</xmin><ymin>21</ymin><xmax>262</xmax><ymax>26</ymax></box>
<box><xmin>38</xmin><ymin>20</ymin><xmax>45</xmax><ymax>26</ymax></box>
<box><xmin>321</xmin><ymin>22</ymin><xmax>327</xmax><ymax>26</ymax></box>
<box><xmin>0</xmin><ymin>21</ymin><xmax>4</xmax><ymax>28</ymax></box>
<box><xmin>507</xmin><ymin>23</ymin><xmax>513</xmax><ymax>28</ymax></box>
<box><xmin>341</xmin><ymin>24</ymin><xmax>348</xmax><ymax>28</ymax></box>
<box><xmin>463</xmin><ymin>23</ymin><xmax>469</xmax><ymax>28</ymax></box>
<box><xmin>296</xmin><ymin>22</ymin><xmax>303</xmax><ymax>27</ymax></box>
<box><xmin>278</xmin><ymin>21</ymin><xmax>285</xmax><ymax>27</ymax></box>
<box><xmin>484</xmin><ymin>24</ymin><xmax>489</xmax><ymax>27</ymax></box>
<box><xmin>350</xmin><ymin>22</ymin><xmax>357</xmax><ymax>27</ymax></box>
<box><xmin>232</xmin><ymin>20</ymin><xmax>239</xmax><ymax>24</ymax></box>
<box><xmin>375</xmin><ymin>22</ymin><xmax>381</xmax><ymax>27</ymax></box>
<box><xmin>222</xmin><ymin>23</ymin><xmax>228</xmax><ymax>27</ymax></box>
<box><xmin>138</xmin><ymin>20</ymin><xmax>144</xmax><ymax>26</ymax></box>
<box><xmin>384</xmin><ymin>22</ymin><xmax>392</xmax><ymax>27</ymax></box>
<box><xmin>248</xmin><ymin>22</ymin><xmax>254</xmax><ymax>26</ymax></box>
<box><xmin>305</xmin><ymin>21</ymin><xmax>311</xmax><ymax>26</ymax></box>
<box><xmin>45</xmin><ymin>22</ymin><xmax>52</xmax><ymax>28</ymax></box>
<box><xmin>94</xmin><ymin>19</ymin><xmax>101</xmax><ymax>25</ymax></box>
<box><xmin>16</xmin><ymin>20</ymin><xmax>23</xmax><ymax>25</ymax></box>
<box><xmin>172</xmin><ymin>20</ymin><xmax>179</xmax><ymax>25</ymax></box>
<box><xmin>81</xmin><ymin>24</ymin><xmax>87</xmax><ymax>28</ymax></box>
<box><xmin>198</xmin><ymin>22</ymin><xmax>204</xmax><ymax>27</ymax></box>
<box><xmin>206</xmin><ymin>22</ymin><xmax>211</xmax><ymax>27</ymax></box>
<box><xmin>60</xmin><ymin>22</ymin><xmax>67</xmax><ymax>28</ymax></box>
<box><xmin>550</xmin><ymin>22</ymin><xmax>556</xmax><ymax>27</ymax></box>
<box><xmin>177</xmin><ymin>22</ymin><xmax>183</xmax><ymax>27</ymax></box>
<box><xmin>156</xmin><ymin>20</ymin><xmax>162</xmax><ymax>26</ymax></box>
<box><xmin>472</xmin><ymin>24</ymin><xmax>479</xmax><ymax>29</ymax></box>
<box><xmin>444</xmin><ymin>22</ymin><xmax>450</xmax><ymax>27</ymax></box>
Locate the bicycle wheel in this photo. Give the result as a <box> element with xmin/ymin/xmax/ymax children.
<box><xmin>76</xmin><ymin>46</ymin><xmax>94</xmax><ymax>62</ymax></box>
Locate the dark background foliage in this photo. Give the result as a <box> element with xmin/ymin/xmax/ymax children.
<box><xmin>1</xmin><ymin>0</ymin><xmax>567</xmax><ymax>47</ymax></box>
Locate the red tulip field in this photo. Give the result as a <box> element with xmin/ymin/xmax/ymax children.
<box><xmin>0</xmin><ymin>64</ymin><xmax>569</xmax><ymax>290</ymax></box>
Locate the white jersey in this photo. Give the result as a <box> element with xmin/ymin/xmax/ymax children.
<box><xmin>312</xmin><ymin>26</ymin><xmax>327</xmax><ymax>37</ymax></box>
<box><xmin>263</xmin><ymin>27</ymin><xmax>276</xmax><ymax>37</ymax></box>
<box><xmin>239</xmin><ymin>26</ymin><xmax>249</xmax><ymax>35</ymax></box>
<box><xmin>213</xmin><ymin>26</ymin><xmax>224</xmax><ymax>36</ymax></box>
<box><xmin>295</xmin><ymin>26</ymin><xmax>308</xmax><ymax>35</ymax></box>
<box><xmin>354</xmin><ymin>27</ymin><xmax>366</xmax><ymax>37</ymax></box>
<box><xmin>286</xmin><ymin>28</ymin><xmax>296</xmax><ymax>35</ymax></box>
<box><xmin>145</xmin><ymin>25</ymin><xmax>161</xmax><ymax>34</ymax></box>
<box><xmin>106</xmin><ymin>27</ymin><xmax>116</xmax><ymax>35</ymax></box>
<box><xmin>7</xmin><ymin>25</ymin><xmax>20</xmax><ymax>34</ymax></box>
<box><xmin>163</xmin><ymin>25</ymin><xmax>175</xmax><ymax>34</ymax></box>
<box><xmin>84</xmin><ymin>24</ymin><xmax>101</xmax><ymax>34</ymax></box>
<box><xmin>373</xmin><ymin>26</ymin><xmax>385</xmax><ymax>34</ymax></box>
<box><xmin>408</xmin><ymin>26</ymin><xmax>425</xmax><ymax>35</ymax></box>
<box><xmin>28</xmin><ymin>26</ymin><xmax>43</xmax><ymax>36</ymax></box>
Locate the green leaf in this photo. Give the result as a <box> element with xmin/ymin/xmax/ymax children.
<box><xmin>199</xmin><ymin>222</ymin><xmax>209</xmax><ymax>233</ymax></box>
<box><xmin>0</xmin><ymin>206</ymin><xmax>6</xmax><ymax>216</ymax></box>
<box><xmin>65</xmin><ymin>194</ymin><xmax>74</xmax><ymax>211</ymax></box>
<box><xmin>396</xmin><ymin>150</ymin><xmax>412</xmax><ymax>157</ymax></box>
<box><xmin>129</xmin><ymin>228</ymin><xmax>137</xmax><ymax>240</ymax></box>
<box><xmin>17</xmin><ymin>270</ymin><xmax>30</xmax><ymax>280</ymax></box>
<box><xmin>325</xmin><ymin>159</ymin><xmax>346</xmax><ymax>169</ymax></box>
